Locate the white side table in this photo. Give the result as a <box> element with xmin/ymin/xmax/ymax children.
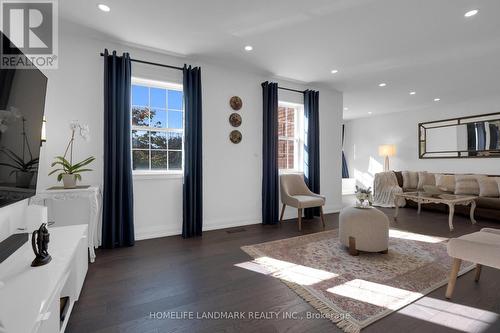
<box><xmin>30</xmin><ymin>185</ymin><xmax>102</xmax><ymax>263</ymax></box>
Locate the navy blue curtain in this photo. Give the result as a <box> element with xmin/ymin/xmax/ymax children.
<box><xmin>342</xmin><ymin>124</ymin><xmax>350</xmax><ymax>178</ymax></box>
<box><xmin>262</xmin><ymin>81</ymin><xmax>279</xmax><ymax>225</ymax></box>
<box><xmin>304</xmin><ymin>90</ymin><xmax>320</xmax><ymax>219</ymax></box>
<box><xmin>102</xmin><ymin>49</ymin><xmax>135</xmax><ymax>248</ymax></box>
<box><xmin>182</xmin><ymin>65</ymin><xmax>203</xmax><ymax>238</ymax></box>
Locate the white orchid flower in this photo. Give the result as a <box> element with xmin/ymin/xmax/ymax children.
<box><xmin>69</xmin><ymin>120</ymin><xmax>79</xmax><ymax>131</ymax></box>
<box><xmin>79</xmin><ymin>124</ymin><xmax>90</xmax><ymax>141</ymax></box>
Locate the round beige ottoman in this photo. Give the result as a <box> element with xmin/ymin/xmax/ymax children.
<box><xmin>339</xmin><ymin>206</ymin><xmax>390</xmax><ymax>255</ymax></box>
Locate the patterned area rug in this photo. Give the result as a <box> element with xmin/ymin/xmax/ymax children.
<box><xmin>240</xmin><ymin>229</ymin><xmax>474</xmax><ymax>332</ymax></box>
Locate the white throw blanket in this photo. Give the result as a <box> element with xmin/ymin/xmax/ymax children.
<box><xmin>373</xmin><ymin>171</ymin><xmax>406</xmax><ymax>208</ymax></box>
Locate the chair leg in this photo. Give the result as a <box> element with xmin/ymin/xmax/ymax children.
<box><xmin>279</xmin><ymin>204</ymin><xmax>286</xmax><ymax>226</ymax></box>
<box><xmin>446</xmin><ymin>258</ymin><xmax>462</xmax><ymax>299</ymax></box>
<box><xmin>297</xmin><ymin>208</ymin><xmax>302</xmax><ymax>231</ymax></box>
<box><xmin>319</xmin><ymin>206</ymin><xmax>325</xmax><ymax>229</ymax></box>
<box><xmin>475</xmin><ymin>264</ymin><xmax>482</xmax><ymax>282</ymax></box>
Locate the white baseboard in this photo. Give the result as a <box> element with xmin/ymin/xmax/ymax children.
<box><xmin>135</xmin><ymin>207</ymin><xmax>342</xmax><ymax>241</ymax></box>
<box><xmin>203</xmin><ymin>217</ymin><xmax>261</xmax><ymax>231</ymax></box>
<box><xmin>135</xmin><ymin>225</ymin><xmax>181</xmax><ymax>240</ymax></box>
<box><xmin>323</xmin><ymin>204</ymin><xmax>342</xmax><ymax>214</ymax></box>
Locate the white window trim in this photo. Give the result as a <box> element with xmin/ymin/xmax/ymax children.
<box><xmin>133</xmin><ymin>171</ymin><xmax>183</xmax><ymax>180</ymax></box>
<box><xmin>131</xmin><ymin>77</ymin><xmax>184</xmax><ymax>176</ymax></box>
<box><xmin>132</xmin><ymin>77</ymin><xmax>182</xmax><ymax>90</ymax></box>
<box><xmin>278</xmin><ymin>101</ymin><xmax>304</xmax><ymax>173</ymax></box>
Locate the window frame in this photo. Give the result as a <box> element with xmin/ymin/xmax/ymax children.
<box><xmin>131</xmin><ymin>77</ymin><xmax>184</xmax><ymax>175</ymax></box>
<box><xmin>277</xmin><ymin>101</ymin><xmax>304</xmax><ymax>173</ymax></box>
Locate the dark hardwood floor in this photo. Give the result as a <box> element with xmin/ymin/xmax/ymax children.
<box><xmin>67</xmin><ymin>207</ymin><xmax>500</xmax><ymax>333</ymax></box>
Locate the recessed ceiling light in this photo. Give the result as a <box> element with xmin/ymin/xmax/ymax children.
<box><xmin>368</xmin><ymin>111</ymin><xmax>373</xmax><ymax>115</ymax></box>
<box><xmin>409</xmin><ymin>91</ymin><xmax>416</xmax><ymax>95</ymax></box>
<box><xmin>434</xmin><ymin>98</ymin><xmax>441</xmax><ymax>102</ymax></box>
<box><xmin>244</xmin><ymin>45</ymin><xmax>253</xmax><ymax>51</ymax></box>
<box><xmin>464</xmin><ymin>9</ymin><xmax>478</xmax><ymax>18</ymax></box>
<box><xmin>98</xmin><ymin>4</ymin><xmax>110</xmax><ymax>12</ymax></box>
<box><xmin>331</xmin><ymin>69</ymin><xmax>339</xmax><ymax>74</ymax></box>
<box><xmin>378</xmin><ymin>83</ymin><xmax>387</xmax><ymax>87</ymax></box>
<box><xmin>344</xmin><ymin>107</ymin><xmax>349</xmax><ymax>111</ymax></box>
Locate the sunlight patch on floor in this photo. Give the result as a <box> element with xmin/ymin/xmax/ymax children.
<box><xmin>399</xmin><ymin>297</ymin><xmax>500</xmax><ymax>332</ymax></box>
<box><xmin>327</xmin><ymin>279</ymin><xmax>423</xmax><ymax>310</ymax></box>
<box><xmin>235</xmin><ymin>256</ymin><xmax>338</xmax><ymax>285</ymax></box>
<box><xmin>389</xmin><ymin>229</ymin><xmax>447</xmax><ymax>243</ymax></box>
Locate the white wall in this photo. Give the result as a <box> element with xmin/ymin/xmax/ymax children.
<box><xmin>38</xmin><ymin>21</ymin><xmax>343</xmax><ymax>240</ymax></box>
<box><xmin>344</xmin><ymin>97</ymin><xmax>500</xmax><ymax>189</ymax></box>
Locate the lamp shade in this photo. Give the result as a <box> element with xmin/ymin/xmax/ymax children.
<box><xmin>378</xmin><ymin>144</ymin><xmax>396</xmax><ymax>157</ymax></box>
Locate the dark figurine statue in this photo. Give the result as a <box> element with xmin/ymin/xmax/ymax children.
<box><xmin>31</xmin><ymin>223</ymin><xmax>51</xmax><ymax>267</ymax></box>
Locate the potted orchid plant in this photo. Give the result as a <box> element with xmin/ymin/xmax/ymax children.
<box><xmin>48</xmin><ymin>121</ymin><xmax>95</xmax><ymax>189</ymax></box>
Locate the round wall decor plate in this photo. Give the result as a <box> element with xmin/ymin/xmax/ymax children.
<box><xmin>230</xmin><ymin>96</ymin><xmax>242</xmax><ymax>110</ymax></box>
<box><xmin>229</xmin><ymin>130</ymin><xmax>242</xmax><ymax>144</ymax></box>
<box><xmin>229</xmin><ymin>113</ymin><xmax>242</xmax><ymax>127</ymax></box>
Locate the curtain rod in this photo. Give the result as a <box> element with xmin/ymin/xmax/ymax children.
<box><xmin>99</xmin><ymin>52</ymin><xmax>184</xmax><ymax>71</ymax></box>
<box><xmin>278</xmin><ymin>86</ymin><xmax>306</xmax><ymax>94</ymax></box>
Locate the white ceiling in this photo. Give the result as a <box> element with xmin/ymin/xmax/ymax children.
<box><xmin>60</xmin><ymin>0</ymin><xmax>500</xmax><ymax>119</ymax></box>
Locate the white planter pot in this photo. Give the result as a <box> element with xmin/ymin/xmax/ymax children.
<box><xmin>62</xmin><ymin>174</ymin><xmax>77</xmax><ymax>189</ymax></box>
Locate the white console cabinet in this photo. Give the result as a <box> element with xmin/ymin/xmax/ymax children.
<box><xmin>0</xmin><ymin>225</ymin><xmax>88</xmax><ymax>333</ymax></box>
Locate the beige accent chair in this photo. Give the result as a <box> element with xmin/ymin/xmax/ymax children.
<box><xmin>279</xmin><ymin>173</ymin><xmax>326</xmax><ymax>231</ymax></box>
<box><xmin>445</xmin><ymin>228</ymin><xmax>500</xmax><ymax>298</ymax></box>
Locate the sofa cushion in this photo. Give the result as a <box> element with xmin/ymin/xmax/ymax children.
<box><xmin>435</xmin><ymin>174</ymin><xmax>456</xmax><ymax>193</ymax></box>
<box><xmin>478</xmin><ymin>177</ymin><xmax>500</xmax><ymax>197</ymax></box>
<box><xmin>454</xmin><ymin>175</ymin><xmax>486</xmax><ymax>196</ymax></box>
<box><xmin>476</xmin><ymin>197</ymin><xmax>500</xmax><ymax>210</ymax></box>
<box><xmin>402</xmin><ymin>171</ymin><xmax>419</xmax><ymax>190</ymax></box>
<box><xmin>417</xmin><ymin>172</ymin><xmax>436</xmax><ymax>190</ymax></box>
<box><xmin>423</xmin><ymin>185</ymin><xmax>452</xmax><ymax>195</ymax></box>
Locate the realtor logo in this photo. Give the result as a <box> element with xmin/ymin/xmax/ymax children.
<box><xmin>0</xmin><ymin>0</ymin><xmax>58</xmax><ymax>69</ymax></box>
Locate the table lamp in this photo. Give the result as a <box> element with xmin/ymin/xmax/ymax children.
<box><xmin>378</xmin><ymin>144</ymin><xmax>396</xmax><ymax>171</ymax></box>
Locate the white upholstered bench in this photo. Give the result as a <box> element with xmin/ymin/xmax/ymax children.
<box><xmin>446</xmin><ymin>228</ymin><xmax>500</xmax><ymax>298</ymax></box>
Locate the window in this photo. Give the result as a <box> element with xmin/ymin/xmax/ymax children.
<box><xmin>278</xmin><ymin>102</ymin><xmax>304</xmax><ymax>172</ymax></box>
<box><xmin>131</xmin><ymin>78</ymin><xmax>183</xmax><ymax>173</ymax></box>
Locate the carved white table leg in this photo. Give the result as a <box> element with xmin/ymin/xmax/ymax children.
<box><xmin>95</xmin><ymin>190</ymin><xmax>102</xmax><ymax>248</ymax></box>
<box><xmin>88</xmin><ymin>191</ymin><xmax>100</xmax><ymax>263</ymax></box>
<box><xmin>417</xmin><ymin>199</ymin><xmax>422</xmax><ymax>214</ymax></box>
<box><xmin>470</xmin><ymin>200</ymin><xmax>477</xmax><ymax>224</ymax></box>
<box><xmin>448</xmin><ymin>203</ymin><xmax>455</xmax><ymax>231</ymax></box>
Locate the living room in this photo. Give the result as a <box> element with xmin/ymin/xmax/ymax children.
<box><xmin>0</xmin><ymin>1</ymin><xmax>499</xmax><ymax>333</ymax></box>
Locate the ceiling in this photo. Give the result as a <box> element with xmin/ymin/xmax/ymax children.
<box><xmin>60</xmin><ymin>0</ymin><xmax>500</xmax><ymax>119</ymax></box>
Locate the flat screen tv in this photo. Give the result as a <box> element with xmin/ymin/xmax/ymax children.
<box><xmin>0</xmin><ymin>31</ymin><xmax>47</xmax><ymax>208</ymax></box>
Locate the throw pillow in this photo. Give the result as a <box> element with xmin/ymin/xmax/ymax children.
<box><xmin>402</xmin><ymin>171</ymin><xmax>418</xmax><ymax>190</ymax></box>
<box><xmin>393</xmin><ymin>171</ymin><xmax>404</xmax><ymax>188</ymax></box>
<box><xmin>454</xmin><ymin>175</ymin><xmax>486</xmax><ymax>196</ymax></box>
<box><xmin>478</xmin><ymin>177</ymin><xmax>500</xmax><ymax>197</ymax></box>
<box><xmin>435</xmin><ymin>174</ymin><xmax>456</xmax><ymax>192</ymax></box>
<box><xmin>417</xmin><ymin>172</ymin><xmax>436</xmax><ymax>190</ymax></box>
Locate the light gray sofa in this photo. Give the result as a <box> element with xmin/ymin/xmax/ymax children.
<box><xmin>374</xmin><ymin>171</ymin><xmax>500</xmax><ymax>221</ymax></box>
